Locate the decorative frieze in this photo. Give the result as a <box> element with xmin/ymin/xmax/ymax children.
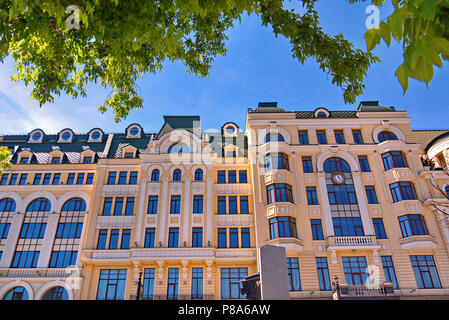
<box><xmin>96</xmin><ymin>215</ymin><xmax>135</xmax><ymax>228</ymax></box>
<box><xmin>102</xmin><ymin>185</ymin><xmax>139</xmax><ymax>196</ymax></box>
<box><xmin>215</xmin><ymin>183</ymin><xmax>251</xmax><ymax>195</ymax></box>
<box><xmin>215</xmin><ymin>214</ymin><xmax>254</xmax><ymax>227</ymax></box>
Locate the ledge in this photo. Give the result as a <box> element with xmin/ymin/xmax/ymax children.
<box><xmin>399</xmin><ymin>235</ymin><xmax>437</xmax><ymax>250</ymax></box>
<box><xmin>266</xmin><ymin>237</ymin><xmax>304</xmax><ymax>253</ymax></box>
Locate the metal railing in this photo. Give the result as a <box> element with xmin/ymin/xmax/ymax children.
<box><xmin>336</xmin><ymin>283</ymin><xmax>395</xmax><ymax>299</ymax></box>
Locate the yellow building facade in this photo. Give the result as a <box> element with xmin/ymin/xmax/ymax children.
<box><xmin>0</xmin><ymin>102</ymin><xmax>448</xmax><ymax>300</ymax></box>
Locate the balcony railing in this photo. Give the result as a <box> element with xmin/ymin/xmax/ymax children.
<box><xmin>326</xmin><ymin>235</ymin><xmax>377</xmax><ymax>247</ymax></box>
<box><xmin>130</xmin><ymin>294</ymin><xmax>215</xmax><ymax>300</ymax></box>
<box><xmin>337</xmin><ymin>283</ymin><xmax>396</xmax><ymax>299</ymax></box>
<box><xmin>0</xmin><ymin>268</ymin><xmax>80</xmax><ymax>278</ymax></box>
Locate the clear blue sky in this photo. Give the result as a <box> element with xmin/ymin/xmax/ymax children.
<box><xmin>0</xmin><ymin>1</ymin><xmax>448</xmax><ymax>135</ymax></box>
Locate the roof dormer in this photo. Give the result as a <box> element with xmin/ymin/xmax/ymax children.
<box><xmin>87</xmin><ymin>128</ymin><xmax>104</xmax><ymax>143</ymax></box>
<box><xmin>58</xmin><ymin>128</ymin><xmax>74</xmax><ymax>143</ymax></box>
<box><xmin>126</xmin><ymin>124</ymin><xmax>143</xmax><ymax>139</ymax></box>
<box><xmin>314</xmin><ymin>108</ymin><xmax>330</xmax><ymax>118</ymax></box>
<box><xmin>27</xmin><ymin>129</ymin><xmax>44</xmax><ymax>143</ymax></box>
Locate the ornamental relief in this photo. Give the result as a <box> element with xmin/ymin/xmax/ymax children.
<box><xmin>215</xmin><ymin>184</ymin><xmax>251</xmax><ymax>195</ymax></box>
<box><xmin>96</xmin><ymin>215</ymin><xmax>135</xmax><ymax>228</ymax></box>
<box><xmin>102</xmin><ymin>185</ymin><xmax>139</xmax><ymax>196</ymax></box>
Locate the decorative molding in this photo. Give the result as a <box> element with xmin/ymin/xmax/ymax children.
<box><xmin>102</xmin><ymin>185</ymin><xmax>139</xmax><ymax>196</ymax></box>
<box><xmin>215</xmin><ymin>214</ymin><xmax>254</xmax><ymax>227</ymax></box>
<box><xmin>96</xmin><ymin>215</ymin><xmax>135</xmax><ymax>228</ymax></box>
<box><xmin>215</xmin><ymin>183</ymin><xmax>251</xmax><ymax>195</ymax></box>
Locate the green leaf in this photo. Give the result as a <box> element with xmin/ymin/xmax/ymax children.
<box><xmin>415</xmin><ymin>38</ymin><xmax>443</xmax><ymax>67</ymax></box>
<box><xmin>417</xmin><ymin>0</ymin><xmax>439</xmax><ymax>20</ymax></box>
<box><xmin>389</xmin><ymin>11</ymin><xmax>403</xmax><ymax>41</ymax></box>
<box><xmin>364</xmin><ymin>28</ymin><xmax>381</xmax><ymax>51</ymax></box>
<box><xmin>379</xmin><ymin>21</ymin><xmax>391</xmax><ymax>47</ymax></box>
<box><xmin>395</xmin><ymin>64</ymin><xmax>409</xmax><ymax>93</ymax></box>
<box><xmin>428</xmin><ymin>37</ymin><xmax>449</xmax><ymax>57</ymax></box>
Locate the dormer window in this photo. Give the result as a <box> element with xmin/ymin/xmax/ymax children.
<box><xmin>126</xmin><ymin>124</ymin><xmax>143</xmax><ymax>138</ymax></box>
<box><xmin>88</xmin><ymin>129</ymin><xmax>104</xmax><ymax>142</ymax></box>
<box><xmin>58</xmin><ymin>129</ymin><xmax>74</xmax><ymax>143</ymax></box>
<box><xmin>51</xmin><ymin>157</ymin><xmax>61</xmax><ymax>164</ymax></box>
<box><xmin>20</xmin><ymin>157</ymin><xmax>30</xmax><ymax>164</ymax></box>
<box><xmin>83</xmin><ymin>156</ymin><xmax>93</xmax><ymax>163</ymax></box>
<box><xmin>222</xmin><ymin>122</ymin><xmax>239</xmax><ymax>137</ymax></box>
<box><xmin>28</xmin><ymin>129</ymin><xmax>44</xmax><ymax>143</ymax></box>
<box><xmin>32</xmin><ymin>132</ymin><xmax>42</xmax><ymax>140</ymax></box>
<box><xmin>124</xmin><ymin>152</ymin><xmax>134</xmax><ymax>158</ymax></box>
<box><xmin>314</xmin><ymin>108</ymin><xmax>330</xmax><ymax>118</ymax></box>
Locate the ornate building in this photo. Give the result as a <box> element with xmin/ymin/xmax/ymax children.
<box><xmin>0</xmin><ymin>101</ymin><xmax>448</xmax><ymax>300</ymax></box>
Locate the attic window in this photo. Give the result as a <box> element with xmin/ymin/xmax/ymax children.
<box><xmin>126</xmin><ymin>124</ymin><xmax>142</xmax><ymax>138</ymax></box>
<box><xmin>317</xmin><ymin>112</ymin><xmax>327</xmax><ymax>118</ymax></box>
<box><xmin>32</xmin><ymin>132</ymin><xmax>42</xmax><ymax>141</ymax></box>
<box><xmin>314</xmin><ymin>108</ymin><xmax>330</xmax><ymax>118</ymax></box>
<box><xmin>61</xmin><ymin>132</ymin><xmax>71</xmax><ymax>140</ymax></box>
<box><xmin>83</xmin><ymin>156</ymin><xmax>93</xmax><ymax>163</ymax></box>
<box><xmin>124</xmin><ymin>152</ymin><xmax>134</xmax><ymax>158</ymax></box>
<box><xmin>20</xmin><ymin>157</ymin><xmax>30</xmax><ymax>164</ymax></box>
<box><xmin>51</xmin><ymin>157</ymin><xmax>61</xmax><ymax>164</ymax></box>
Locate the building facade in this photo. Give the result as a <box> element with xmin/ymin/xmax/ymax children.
<box><xmin>0</xmin><ymin>101</ymin><xmax>448</xmax><ymax>300</ymax></box>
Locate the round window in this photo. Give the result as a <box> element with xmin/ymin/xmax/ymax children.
<box><xmin>61</xmin><ymin>132</ymin><xmax>71</xmax><ymax>140</ymax></box>
<box><xmin>91</xmin><ymin>131</ymin><xmax>101</xmax><ymax>140</ymax></box>
<box><xmin>32</xmin><ymin>132</ymin><xmax>42</xmax><ymax>141</ymax></box>
<box><xmin>226</xmin><ymin>126</ymin><xmax>235</xmax><ymax>134</ymax></box>
<box><xmin>130</xmin><ymin>127</ymin><xmax>139</xmax><ymax>136</ymax></box>
<box><xmin>317</xmin><ymin>112</ymin><xmax>327</xmax><ymax>118</ymax></box>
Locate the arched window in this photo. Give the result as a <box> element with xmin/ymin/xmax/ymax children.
<box><xmin>265</xmin><ymin>153</ymin><xmax>290</xmax><ymax>171</ymax></box>
<box><xmin>3</xmin><ymin>287</ymin><xmax>28</xmax><ymax>300</ymax></box>
<box><xmin>316</xmin><ymin>112</ymin><xmax>327</xmax><ymax>118</ymax></box>
<box><xmin>62</xmin><ymin>198</ymin><xmax>86</xmax><ymax>212</ymax></box>
<box><xmin>26</xmin><ymin>198</ymin><xmax>51</xmax><ymax>212</ymax></box>
<box><xmin>445</xmin><ymin>185</ymin><xmax>449</xmax><ymax>198</ymax></box>
<box><xmin>382</xmin><ymin>151</ymin><xmax>408</xmax><ymax>170</ymax></box>
<box><xmin>194</xmin><ymin>169</ymin><xmax>203</xmax><ymax>181</ymax></box>
<box><xmin>151</xmin><ymin>169</ymin><xmax>160</xmax><ymax>182</ymax></box>
<box><xmin>173</xmin><ymin>169</ymin><xmax>182</xmax><ymax>181</ymax></box>
<box><xmin>398</xmin><ymin>214</ymin><xmax>428</xmax><ymax>238</ymax></box>
<box><xmin>168</xmin><ymin>143</ymin><xmax>189</xmax><ymax>154</ymax></box>
<box><xmin>0</xmin><ymin>198</ymin><xmax>16</xmax><ymax>213</ymax></box>
<box><xmin>377</xmin><ymin>131</ymin><xmax>398</xmax><ymax>143</ymax></box>
<box><xmin>265</xmin><ymin>133</ymin><xmax>285</xmax><ymax>143</ymax></box>
<box><xmin>323</xmin><ymin>157</ymin><xmax>351</xmax><ymax>173</ymax></box>
<box><xmin>42</xmin><ymin>287</ymin><xmax>69</xmax><ymax>300</ymax></box>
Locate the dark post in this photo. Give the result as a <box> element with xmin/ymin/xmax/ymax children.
<box><xmin>136</xmin><ymin>270</ymin><xmax>143</xmax><ymax>300</ymax></box>
<box><xmin>332</xmin><ymin>275</ymin><xmax>341</xmax><ymax>300</ymax></box>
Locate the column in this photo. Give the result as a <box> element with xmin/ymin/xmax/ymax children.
<box><xmin>183</xmin><ymin>178</ymin><xmax>191</xmax><ymax>244</ymax></box>
<box><xmin>351</xmin><ymin>172</ymin><xmax>374</xmax><ymax>236</ymax></box>
<box><xmin>0</xmin><ymin>213</ymin><xmax>24</xmax><ymax>268</ymax></box>
<box><xmin>206</xmin><ymin>177</ymin><xmax>213</xmax><ymax>245</ymax></box>
<box><xmin>158</xmin><ymin>178</ymin><xmax>169</xmax><ymax>245</ymax></box>
<box><xmin>135</xmin><ymin>177</ymin><xmax>148</xmax><ymax>247</ymax></box>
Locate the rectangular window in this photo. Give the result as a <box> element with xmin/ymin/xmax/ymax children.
<box><xmin>129</xmin><ymin>171</ymin><xmax>138</xmax><ymax>185</ymax></box>
<box><xmin>229</xmin><ymin>196</ymin><xmax>238</xmax><ymax>214</ymax></box>
<box><xmin>170</xmin><ymin>196</ymin><xmax>181</xmax><ymax>214</ymax></box>
<box><xmin>381</xmin><ymin>256</ymin><xmax>398</xmax><ymax>289</ymax></box>
<box><xmin>298</xmin><ymin>130</ymin><xmax>309</xmax><ymax>145</ymax></box>
<box><xmin>11</xmin><ymin>251</ymin><xmax>40</xmax><ymax>268</ymax></box>
<box><xmin>9</xmin><ymin>174</ymin><xmax>18</xmax><ymax>185</ymax></box>
<box><xmin>390</xmin><ymin>182</ymin><xmax>417</xmax><ymax>202</ymax></box>
<box><xmin>239</xmin><ymin>170</ymin><xmax>248</xmax><ymax>183</ymax></box>
<box><xmin>143</xmin><ymin>268</ymin><xmax>155</xmax><ymax>300</ymax></box>
<box><xmin>67</xmin><ymin>173</ymin><xmax>75</xmax><ymax>185</ymax></box>
<box><xmin>0</xmin><ymin>174</ymin><xmax>8</xmax><ymax>185</ymax></box>
<box><xmin>218</xmin><ymin>228</ymin><xmax>227</xmax><ymax>248</ymax></box>
<box><xmin>240</xmin><ymin>196</ymin><xmax>249</xmax><ymax>214</ymax></box>
<box><xmin>168</xmin><ymin>228</ymin><xmax>179</xmax><ymax>248</ymax></box>
<box><xmin>102</xmin><ymin>198</ymin><xmax>113</xmax><ymax>216</ymax></box>
<box><xmin>217</xmin><ymin>196</ymin><xmax>226</xmax><ymax>214</ymax></box>
<box><xmin>20</xmin><ymin>157</ymin><xmax>29</xmax><ymax>164</ymax></box>
<box><xmin>124</xmin><ymin>198</ymin><xmax>134</xmax><ymax>216</ymax></box>
<box><xmin>113</xmin><ymin>197</ymin><xmax>124</xmax><ymax>216</ymax></box>
<box><xmin>352</xmin><ymin>130</ymin><xmax>364</xmax><ymax>144</ymax></box>
<box><xmin>193</xmin><ymin>195</ymin><xmax>203</xmax><ymax>214</ymax></box>
<box><xmin>19</xmin><ymin>174</ymin><xmax>28</xmax><ymax>185</ymax></box>
<box><xmin>229</xmin><ymin>228</ymin><xmax>239</xmax><ymax>248</ymax></box>
<box><xmin>228</xmin><ymin>170</ymin><xmax>237</xmax><ymax>184</ymax></box>
<box><xmin>19</xmin><ymin>223</ymin><xmax>47</xmax><ymax>239</ymax></box>
<box><xmin>167</xmin><ymin>268</ymin><xmax>179</xmax><ymax>300</ymax></box>
<box><xmin>107</xmin><ymin>172</ymin><xmax>116</xmax><ymax>185</ymax></box>
<box><xmin>56</xmin><ymin>222</ymin><xmax>83</xmax><ymax>238</ymax></box>
<box><xmin>49</xmin><ymin>251</ymin><xmax>77</xmax><ymax>268</ymax></box>
<box><xmin>118</xmin><ymin>172</ymin><xmax>127</xmax><ymax>185</ymax></box>
<box><xmin>191</xmin><ymin>268</ymin><xmax>203</xmax><ymax>299</ymax></box>
<box><xmin>192</xmin><ymin>227</ymin><xmax>203</xmax><ymax>248</ymax></box>
<box><xmin>97</xmin><ymin>229</ymin><xmax>108</xmax><ymax>249</ymax></box>
<box><xmin>120</xmin><ymin>229</ymin><xmax>131</xmax><ymax>249</ymax></box>
<box><xmin>410</xmin><ymin>255</ymin><xmax>442</xmax><ymax>289</ymax></box>
<box><xmin>144</xmin><ymin>228</ymin><xmax>156</xmax><ymax>248</ymax></box>
<box><xmin>241</xmin><ymin>228</ymin><xmax>250</xmax><ymax>248</ymax></box>
<box><xmin>33</xmin><ymin>173</ymin><xmax>42</xmax><ymax>185</ymax></box>
<box><xmin>365</xmin><ymin>186</ymin><xmax>379</xmax><ymax>204</ymax></box>
<box><xmin>342</xmin><ymin>256</ymin><xmax>368</xmax><ymax>285</ymax></box>
<box><xmin>109</xmin><ymin>229</ymin><xmax>120</xmax><ymax>249</ymax></box>
<box><xmin>51</xmin><ymin>157</ymin><xmax>61</xmax><ymax>164</ymax></box>
<box><xmin>86</xmin><ymin>173</ymin><xmax>94</xmax><ymax>185</ymax></box>
<box><xmin>52</xmin><ymin>173</ymin><xmax>61</xmax><ymax>185</ymax></box>
<box><xmin>373</xmin><ymin>218</ymin><xmax>387</xmax><ymax>239</ymax></box>
<box><xmin>217</xmin><ymin>171</ymin><xmax>226</xmax><ymax>184</ymax></box>
<box><xmin>302</xmin><ymin>157</ymin><xmax>314</xmax><ymax>173</ymax></box>
<box><xmin>334</xmin><ymin>130</ymin><xmax>346</xmax><ymax>144</ymax></box>
<box><xmin>220</xmin><ymin>268</ymin><xmax>248</xmax><ymax>299</ymax></box>
<box><xmin>358</xmin><ymin>156</ymin><xmax>371</xmax><ymax>172</ymax></box>
<box><xmin>96</xmin><ymin>269</ymin><xmax>127</xmax><ymax>300</ymax></box>
<box><xmin>83</xmin><ymin>156</ymin><xmax>93</xmax><ymax>163</ymax></box>
<box><xmin>306</xmin><ymin>187</ymin><xmax>319</xmax><ymax>205</ymax></box>
<box><xmin>287</xmin><ymin>258</ymin><xmax>301</xmax><ymax>291</ymax></box>
<box><xmin>147</xmin><ymin>196</ymin><xmax>158</xmax><ymax>214</ymax></box>
<box><xmin>310</xmin><ymin>219</ymin><xmax>324</xmax><ymax>240</ymax></box>
<box><xmin>316</xmin><ymin>130</ymin><xmax>327</xmax><ymax>144</ymax></box>
<box><xmin>76</xmin><ymin>173</ymin><xmax>85</xmax><ymax>185</ymax></box>
<box><xmin>0</xmin><ymin>223</ymin><xmax>11</xmax><ymax>239</ymax></box>
<box><xmin>316</xmin><ymin>257</ymin><xmax>332</xmax><ymax>291</ymax></box>
<box><xmin>42</xmin><ymin>173</ymin><xmax>51</xmax><ymax>185</ymax></box>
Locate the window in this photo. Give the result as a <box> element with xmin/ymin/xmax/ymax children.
<box><xmin>76</xmin><ymin>173</ymin><xmax>84</xmax><ymax>185</ymax></box>
<box><xmin>316</xmin><ymin>257</ymin><xmax>332</xmax><ymax>291</ymax></box>
<box><xmin>11</xmin><ymin>251</ymin><xmax>40</xmax><ymax>268</ymax></box>
<box><xmin>446</xmin><ymin>185</ymin><xmax>449</xmax><ymax>198</ymax></box>
<box><xmin>239</xmin><ymin>170</ymin><xmax>247</xmax><ymax>183</ymax></box>
<box><xmin>26</xmin><ymin>197</ymin><xmax>51</xmax><ymax>212</ymax></box>
<box><xmin>3</xmin><ymin>287</ymin><xmax>29</xmax><ymax>300</ymax></box>
<box><xmin>241</xmin><ymin>228</ymin><xmax>250</xmax><ymax>248</ymax></box>
<box><xmin>151</xmin><ymin>169</ymin><xmax>160</xmax><ymax>182</ymax></box>
<box><xmin>96</xmin><ymin>269</ymin><xmax>127</xmax><ymax>300</ymax></box>
<box><xmin>217</xmin><ymin>228</ymin><xmax>227</xmax><ymax>248</ymax></box>
<box><xmin>129</xmin><ymin>171</ymin><xmax>138</xmax><ymax>184</ymax></box>
<box><xmin>67</xmin><ymin>173</ymin><xmax>75</xmax><ymax>185</ymax></box>
<box><xmin>228</xmin><ymin>170</ymin><xmax>237</xmax><ymax>184</ymax></box>
<box><xmin>61</xmin><ymin>132</ymin><xmax>71</xmax><ymax>141</ymax></box>
<box><xmin>0</xmin><ymin>223</ymin><xmax>10</xmax><ymax>239</ymax></box>
<box><xmin>192</xmin><ymin>228</ymin><xmax>203</xmax><ymax>248</ymax></box>
<box><xmin>86</xmin><ymin>173</ymin><xmax>94</xmax><ymax>185</ymax></box>
<box><xmin>398</xmin><ymin>214</ymin><xmax>428</xmax><ymax>238</ymax></box>
<box><xmin>390</xmin><ymin>182</ymin><xmax>417</xmax><ymax>202</ymax></box>
<box><xmin>0</xmin><ymin>174</ymin><xmax>8</xmax><ymax>185</ymax></box>
<box><xmin>20</xmin><ymin>157</ymin><xmax>30</xmax><ymax>164</ymax></box>
<box><xmin>377</xmin><ymin>131</ymin><xmax>398</xmax><ymax>143</ymax></box>
<box><xmin>42</xmin><ymin>173</ymin><xmax>51</xmax><ymax>185</ymax></box>
<box><xmin>129</xmin><ymin>127</ymin><xmax>139</xmax><ymax>136</ymax></box>
<box><xmin>61</xmin><ymin>197</ymin><xmax>86</xmax><ymax>212</ymax></box>
<box><xmin>381</xmin><ymin>256</ymin><xmax>398</xmax><ymax>289</ymax></box>
<box><xmin>144</xmin><ymin>229</ymin><xmax>156</xmax><ymax>248</ymax></box>
<box><xmin>33</xmin><ymin>173</ymin><xmax>42</xmax><ymax>185</ymax></box>
<box><xmin>266</xmin><ymin>183</ymin><xmax>293</xmax><ymax>204</ymax></box>
<box><xmin>51</xmin><ymin>157</ymin><xmax>61</xmax><ymax>164</ymax></box>
<box><xmin>120</xmin><ymin>229</ymin><xmax>131</xmax><ymax>249</ymax></box>
<box><xmin>55</xmin><ymin>223</ymin><xmax>82</xmax><ymax>239</ymax></box>
<box><xmin>97</xmin><ymin>229</ymin><xmax>108</xmax><ymax>249</ymax></box>
<box><xmin>19</xmin><ymin>223</ymin><xmax>46</xmax><ymax>239</ymax></box>
<box><xmin>167</xmin><ymin>268</ymin><xmax>179</xmax><ymax>300</ymax></box>
<box><xmin>240</xmin><ymin>196</ymin><xmax>249</xmax><ymax>214</ymax></box>
<box><xmin>168</xmin><ymin>228</ymin><xmax>179</xmax><ymax>248</ymax></box>
<box><xmin>42</xmin><ymin>287</ymin><xmax>69</xmax><ymax>300</ymax></box>
<box><xmin>334</xmin><ymin>130</ymin><xmax>346</xmax><ymax>144</ymax></box>
<box><xmin>143</xmin><ymin>268</ymin><xmax>155</xmax><ymax>300</ymax></box>
<box><xmin>316</xmin><ymin>130</ymin><xmax>327</xmax><ymax>144</ymax></box>
<box><xmin>0</xmin><ymin>198</ymin><xmax>16</xmax><ymax>212</ymax></box>
<box><xmin>382</xmin><ymin>151</ymin><xmax>408</xmax><ymax>170</ymax></box>
<box><xmin>217</xmin><ymin>196</ymin><xmax>226</xmax><ymax>214</ymax></box>
<box><xmin>302</xmin><ymin>156</ymin><xmax>313</xmax><ymax>173</ymax></box>
<box><xmin>109</xmin><ymin>229</ymin><xmax>120</xmax><ymax>249</ymax></box>
<box><xmin>83</xmin><ymin>156</ymin><xmax>93</xmax><ymax>163</ymax></box>
<box><xmin>124</xmin><ymin>152</ymin><xmax>134</xmax><ymax>158</ymax></box>
<box><xmin>342</xmin><ymin>256</ymin><xmax>369</xmax><ymax>286</ymax></box>
<box><xmin>217</xmin><ymin>170</ymin><xmax>226</xmax><ymax>184</ymax></box>
<box><xmin>333</xmin><ymin>217</ymin><xmax>364</xmax><ymax>236</ymax></box>
<box><xmin>49</xmin><ymin>251</ymin><xmax>77</xmax><ymax>268</ymax></box>
<box><xmin>265</xmin><ymin>153</ymin><xmax>289</xmax><ymax>171</ymax></box>
<box><xmin>91</xmin><ymin>131</ymin><xmax>101</xmax><ymax>140</ymax></box>
<box><xmin>358</xmin><ymin>156</ymin><xmax>371</xmax><ymax>172</ymax></box>
<box><xmin>193</xmin><ymin>195</ymin><xmax>203</xmax><ymax>214</ymax></box>
<box><xmin>310</xmin><ymin>219</ymin><xmax>324</xmax><ymax>240</ymax></box>
<box><xmin>410</xmin><ymin>255</ymin><xmax>442</xmax><ymax>289</ymax></box>
<box><xmin>170</xmin><ymin>196</ymin><xmax>181</xmax><ymax>214</ymax></box>
<box><xmin>147</xmin><ymin>196</ymin><xmax>158</xmax><ymax>215</ymax></box>
<box><xmin>118</xmin><ymin>172</ymin><xmax>127</xmax><ymax>185</ymax></box>
<box><xmin>229</xmin><ymin>228</ymin><xmax>239</xmax><ymax>248</ymax></box>
<box><xmin>298</xmin><ymin>130</ymin><xmax>309</xmax><ymax>145</ymax></box>
<box><xmin>221</xmin><ymin>268</ymin><xmax>248</xmax><ymax>299</ymax></box>
<box><xmin>125</xmin><ymin>198</ymin><xmax>135</xmax><ymax>216</ymax></box>
<box><xmin>107</xmin><ymin>172</ymin><xmax>116</xmax><ymax>185</ymax></box>
<box><xmin>265</xmin><ymin>133</ymin><xmax>284</xmax><ymax>143</ymax></box>
<box><xmin>269</xmin><ymin>217</ymin><xmax>297</xmax><ymax>239</ymax></box>
<box><xmin>113</xmin><ymin>197</ymin><xmax>124</xmax><ymax>216</ymax></box>
<box><xmin>286</xmin><ymin>258</ymin><xmax>301</xmax><ymax>291</ymax></box>
<box><xmin>173</xmin><ymin>169</ymin><xmax>182</xmax><ymax>181</ymax></box>
<box><xmin>373</xmin><ymin>218</ymin><xmax>387</xmax><ymax>239</ymax></box>
<box><xmin>365</xmin><ymin>186</ymin><xmax>379</xmax><ymax>204</ymax></box>
<box><xmin>437</xmin><ymin>153</ymin><xmax>447</xmax><ymax>168</ymax></box>
<box><xmin>194</xmin><ymin>169</ymin><xmax>203</xmax><ymax>181</ymax></box>
<box><xmin>306</xmin><ymin>187</ymin><xmax>319</xmax><ymax>205</ymax></box>
<box><xmin>102</xmin><ymin>198</ymin><xmax>113</xmax><ymax>216</ymax></box>
<box><xmin>229</xmin><ymin>196</ymin><xmax>237</xmax><ymax>214</ymax></box>
<box><xmin>352</xmin><ymin>130</ymin><xmax>364</xmax><ymax>144</ymax></box>
<box><xmin>168</xmin><ymin>143</ymin><xmax>189</xmax><ymax>154</ymax></box>
<box><xmin>191</xmin><ymin>268</ymin><xmax>203</xmax><ymax>299</ymax></box>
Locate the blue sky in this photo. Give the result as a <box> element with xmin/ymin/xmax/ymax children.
<box><xmin>0</xmin><ymin>1</ymin><xmax>448</xmax><ymax>135</ymax></box>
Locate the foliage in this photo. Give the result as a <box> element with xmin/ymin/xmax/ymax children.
<box><xmin>0</xmin><ymin>146</ymin><xmax>11</xmax><ymax>174</ymax></box>
<box><xmin>0</xmin><ymin>0</ymin><xmax>378</xmax><ymax>121</ymax></box>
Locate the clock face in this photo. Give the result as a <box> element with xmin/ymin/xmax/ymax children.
<box><xmin>331</xmin><ymin>173</ymin><xmax>346</xmax><ymax>185</ymax></box>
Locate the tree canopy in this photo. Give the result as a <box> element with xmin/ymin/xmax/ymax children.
<box><xmin>0</xmin><ymin>146</ymin><xmax>11</xmax><ymax>174</ymax></box>
<box><xmin>0</xmin><ymin>0</ymin><xmax>448</xmax><ymax>122</ymax></box>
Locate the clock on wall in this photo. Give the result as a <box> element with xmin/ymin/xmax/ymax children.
<box><xmin>331</xmin><ymin>172</ymin><xmax>346</xmax><ymax>185</ymax></box>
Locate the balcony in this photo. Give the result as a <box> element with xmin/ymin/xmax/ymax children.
<box><xmin>0</xmin><ymin>268</ymin><xmax>81</xmax><ymax>278</ymax></box>
<box><xmin>130</xmin><ymin>294</ymin><xmax>215</xmax><ymax>300</ymax></box>
<box><xmin>383</xmin><ymin>167</ymin><xmax>414</xmax><ymax>184</ymax></box>
<box><xmin>335</xmin><ymin>283</ymin><xmax>398</xmax><ymax>300</ymax></box>
<box><xmin>264</xmin><ymin>170</ymin><xmax>295</xmax><ymax>185</ymax></box>
<box><xmin>266</xmin><ymin>237</ymin><xmax>304</xmax><ymax>254</ymax></box>
<box><xmin>399</xmin><ymin>235</ymin><xmax>437</xmax><ymax>250</ymax></box>
<box><xmin>326</xmin><ymin>235</ymin><xmax>380</xmax><ymax>251</ymax></box>
<box><xmin>266</xmin><ymin>202</ymin><xmax>297</xmax><ymax>218</ymax></box>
